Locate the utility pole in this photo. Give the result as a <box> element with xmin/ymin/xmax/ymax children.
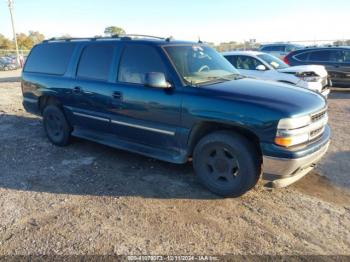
<box><xmin>8</xmin><ymin>0</ymin><xmax>20</xmax><ymax>66</ymax></box>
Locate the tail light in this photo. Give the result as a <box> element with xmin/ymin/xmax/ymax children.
<box><xmin>283</xmin><ymin>55</ymin><xmax>290</xmax><ymax>65</ymax></box>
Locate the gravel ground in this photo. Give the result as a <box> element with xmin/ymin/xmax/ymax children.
<box><xmin>0</xmin><ymin>82</ymin><xmax>349</xmax><ymax>256</ymax></box>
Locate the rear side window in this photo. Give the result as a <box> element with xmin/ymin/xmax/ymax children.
<box><xmin>261</xmin><ymin>45</ymin><xmax>285</xmax><ymax>52</ymax></box>
<box><xmin>286</xmin><ymin>45</ymin><xmax>298</xmax><ymax>52</ymax></box>
<box><xmin>344</xmin><ymin>50</ymin><xmax>350</xmax><ymax>63</ymax></box>
<box><xmin>294</xmin><ymin>52</ymin><xmax>309</xmax><ymax>61</ymax></box>
<box><xmin>118</xmin><ymin>45</ymin><xmax>167</xmax><ymax>84</ymax></box>
<box><xmin>24</xmin><ymin>43</ymin><xmax>75</xmax><ymax>75</ymax></box>
<box><xmin>308</xmin><ymin>50</ymin><xmax>331</xmax><ymax>62</ymax></box>
<box><xmin>77</xmin><ymin>45</ymin><xmax>114</xmax><ymax>81</ymax></box>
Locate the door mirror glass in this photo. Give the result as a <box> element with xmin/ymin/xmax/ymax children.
<box><xmin>145</xmin><ymin>72</ymin><xmax>172</xmax><ymax>89</ymax></box>
<box><xmin>256</xmin><ymin>65</ymin><xmax>267</xmax><ymax>71</ymax></box>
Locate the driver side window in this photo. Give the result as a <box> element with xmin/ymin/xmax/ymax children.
<box><xmin>236</xmin><ymin>56</ymin><xmax>264</xmax><ymax>70</ymax></box>
<box><xmin>118</xmin><ymin>45</ymin><xmax>168</xmax><ymax>85</ymax></box>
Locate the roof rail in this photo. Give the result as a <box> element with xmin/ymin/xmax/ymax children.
<box><xmin>42</xmin><ymin>34</ymin><xmax>174</xmax><ymax>43</ymax></box>
<box><xmin>112</xmin><ymin>34</ymin><xmax>174</xmax><ymax>41</ymax></box>
<box><xmin>42</xmin><ymin>36</ymin><xmax>122</xmax><ymax>43</ymax></box>
<box><xmin>112</xmin><ymin>34</ymin><xmax>164</xmax><ymax>40</ymax></box>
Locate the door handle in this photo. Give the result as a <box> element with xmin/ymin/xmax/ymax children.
<box><xmin>112</xmin><ymin>91</ymin><xmax>123</xmax><ymax>99</ymax></box>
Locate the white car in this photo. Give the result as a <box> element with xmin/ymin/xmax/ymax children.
<box><xmin>223</xmin><ymin>51</ymin><xmax>330</xmax><ymax>97</ymax></box>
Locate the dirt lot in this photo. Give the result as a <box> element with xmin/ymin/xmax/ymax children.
<box><xmin>0</xmin><ymin>81</ymin><xmax>349</xmax><ymax>255</ymax></box>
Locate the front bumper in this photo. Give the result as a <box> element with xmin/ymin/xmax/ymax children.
<box><xmin>298</xmin><ymin>77</ymin><xmax>331</xmax><ymax>98</ymax></box>
<box><xmin>321</xmin><ymin>88</ymin><xmax>330</xmax><ymax>98</ymax></box>
<box><xmin>262</xmin><ymin>124</ymin><xmax>330</xmax><ymax>188</ymax></box>
<box><xmin>263</xmin><ymin>141</ymin><xmax>329</xmax><ymax>188</ymax></box>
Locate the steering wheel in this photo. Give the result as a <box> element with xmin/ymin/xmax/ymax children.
<box><xmin>198</xmin><ymin>65</ymin><xmax>210</xmax><ymax>72</ymax></box>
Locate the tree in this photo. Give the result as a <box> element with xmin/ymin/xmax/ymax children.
<box><xmin>57</xmin><ymin>34</ymin><xmax>72</xmax><ymax>39</ymax></box>
<box><xmin>9</xmin><ymin>31</ymin><xmax>46</xmax><ymax>50</ymax></box>
<box><xmin>104</xmin><ymin>26</ymin><xmax>126</xmax><ymax>36</ymax></box>
<box><xmin>28</xmin><ymin>31</ymin><xmax>45</xmax><ymax>44</ymax></box>
<box><xmin>333</xmin><ymin>39</ymin><xmax>350</xmax><ymax>46</ymax></box>
<box><xmin>0</xmin><ymin>34</ymin><xmax>14</xmax><ymax>49</ymax></box>
<box><xmin>16</xmin><ymin>33</ymin><xmax>33</xmax><ymax>50</ymax></box>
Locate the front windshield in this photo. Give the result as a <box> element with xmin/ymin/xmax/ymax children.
<box><xmin>257</xmin><ymin>53</ymin><xmax>289</xmax><ymax>69</ymax></box>
<box><xmin>164</xmin><ymin>45</ymin><xmax>240</xmax><ymax>85</ymax></box>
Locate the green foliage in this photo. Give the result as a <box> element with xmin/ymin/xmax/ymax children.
<box><xmin>104</xmin><ymin>26</ymin><xmax>126</xmax><ymax>36</ymax></box>
<box><xmin>28</xmin><ymin>31</ymin><xmax>45</xmax><ymax>44</ymax></box>
<box><xmin>215</xmin><ymin>41</ymin><xmax>259</xmax><ymax>52</ymax></box>
<box><xmin>333</xmin><ymin>40</ymin><xmax>350</xmax><ymax>46</ymax></box>
<box><xmin>0</xmin><ymin>34</ymin><xmax>14</xmax><ymax>49</ymax></box>
<box><xmin>0</xmin><ymin>31</ymin><xmax>46</xmax><ymax>50</ymax></box>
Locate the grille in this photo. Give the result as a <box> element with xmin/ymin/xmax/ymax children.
<box><xmin>310</xmin><ymin>127</ymin><xmax>324</xmax><ymax>140</ymax></box>
<box><xmin>321</xmin><ymin>77</ymin><xmax>328</xmax><ymax>87</ymax></box>
<box><xmin>308</xmin><ymin>108</ymin><xmax>328</xmax><ymax>142</ymax></box>
<box><xmin>311</xmin><ymin>109</ymin><xmax>327</xmax><ymax>123</ymax></box>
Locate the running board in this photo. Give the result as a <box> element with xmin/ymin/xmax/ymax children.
<box><xmin>72</xmin><ymin>127</ymin><xmax>187</xmax><ymax>164</ymax></box>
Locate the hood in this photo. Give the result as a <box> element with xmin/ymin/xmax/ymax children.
<box><xmin>277</xmin><ymin>65</ymin><xmax>328</xmax><ymax>78</ymax></box>
<box><xmin>202</xmin><ymin>78</ymin><xmax>326</xmax><ymax>117</ymax></box>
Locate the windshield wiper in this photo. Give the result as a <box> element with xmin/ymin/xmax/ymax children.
<box><xmin>196</xmin><ymin>78</ymin><xmax>230</xmax><ymax>86</ymax></box>
<box><xmin>188</xmin><ymin>73</ymin><xmax>244</xmax><ymax>87</ymax></box>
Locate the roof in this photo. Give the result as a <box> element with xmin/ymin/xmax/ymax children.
<box><xmin>260</xmin><ymin>43</ymin><xmax>303</xmax><ymax>47</ymax></box>
<box><xmin>41</xmin><ymin>35</ymin><xmax>197</xmax><ymax>46</ymax></box>
<box><xmin>302</xmin><ymin>46</ymin><xmax>350</xmax><ymax>50</ymax></box>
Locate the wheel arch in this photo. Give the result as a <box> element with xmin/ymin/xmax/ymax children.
<box><xmin>38</xmin><ymin>95</ymin><xmax>63</xmax><ymax>114</ymax></box>
<box><xmin>187</xmin><ymin>121</ymin><xmax>262</xmax><ymax>160</ymax></box>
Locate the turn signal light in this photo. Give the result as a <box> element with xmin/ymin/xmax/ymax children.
<box><xmin>275</xmin><ymin>137</ymin><xmax>293</xmax><ymax>147</ymax></box>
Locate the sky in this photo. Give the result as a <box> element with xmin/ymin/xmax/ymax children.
<box><xmin>0</xmin><ymin>0</ymin><xmax>349</xmax><ymax>44</ymax></box>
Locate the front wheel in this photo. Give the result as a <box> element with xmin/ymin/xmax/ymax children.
<box><xmin>193</xmin><ymin>131</ymin><xmax>260</xmax><ymax>197</ymax></box>
<box><xmin>43</xmin><ymin>105</ymin><xmax>72</xmax><ymax>146</ymax></box>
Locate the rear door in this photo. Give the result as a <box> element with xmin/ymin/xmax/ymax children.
<box><xmin>333</xmin><ymin>49</ymin><xmax>350</xmax><ymax>86</ymax></box>
<box><xmin>108</xmin><ymin>44</ymin><xmax>182</xmax><ymax>150</ymax></box>
<box><xmin>69</xmin><ymin>43</ymin><xmax>118</xmax><ymax>133</ymax></box>
<box><xmin>307</xmin><ymin>49</ymin><xmax>345</xmax><ymax>85</ymax></box>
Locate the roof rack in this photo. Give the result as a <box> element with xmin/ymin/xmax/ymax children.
<box><xmin>113</xmin><ymin>34</ymin><xmax>174</xmax><ymax>42</ymax></box>
<box><xmin>43</xmin><ymin>34</ymin><xmax>174</xmax><ymax>43</ymax></box>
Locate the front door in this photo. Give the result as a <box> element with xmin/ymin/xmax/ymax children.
<box><xmin>109</xmin><ymin>44</ymin><xmax>182</xmax><ymax>150</ymax></box>
<box><xmin>234</xmin><ymin>55</ymin><xmax>270</xmax><ymax>80</ymax></box>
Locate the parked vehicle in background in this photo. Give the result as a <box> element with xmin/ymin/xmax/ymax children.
<box><xmin>259</xmin><ymin>43</ymin><xmax>304</xmax><ymax>59</ymax></box>
<box><xmin>22</xmin><ymin>35</ymin><xmax>330</xmax><ymax>197</ymax></box>
<box><xmin>284</xmin><ymin>47</ymin><xmax>350</xmax><ymax>87</ymax></box>
<box><xmin>223</xmin><ymin>51</ymin><xmax>330</xmax><ymax>97</ymax></box>
<box><xmin>0</xmin><ymin>56</ymin><xmax>20</xmax><ymax>71</ymax></box>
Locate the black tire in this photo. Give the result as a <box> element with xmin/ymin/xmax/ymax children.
<box><xmin>42</xmin><ymin>105</ymin><xmax>71</xmax><ymax>146</ymax></box>
<box><xmin>193</xmin><ymin>131</ymin><xmax>260</xmax><ymax>197</ymax></box>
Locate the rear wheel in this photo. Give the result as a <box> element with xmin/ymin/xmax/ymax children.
<box><xmin>193</xmin><ymin>131</ymin><xmax>260</xmax><ymax>197</ymax></box>
<box><xmin>43</xmin><ymin>105</ymin><xmax>71</xmax><ymax>146</ymax></box>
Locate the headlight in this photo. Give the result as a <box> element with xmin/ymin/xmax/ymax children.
<box><xmin>275</xmin><ymin>115</ymin><xmax>312</xmax><ymax>147</ymax></box>
<box><xmin>277</xmin><ymin>115</ymin><xmax>311</xmax><ymax>129</ymax></box>
<box><xmin>300</xmin><ymin>76</ymin><xmax>321</xmax><ymax>82</ymax></box>
<box><xmin>295</xmin><ymin>72</ymin><xmax>321</xmax><ymax>82</ymax></box>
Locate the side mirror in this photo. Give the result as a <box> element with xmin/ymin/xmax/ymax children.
<box><xmin>145</xmin><ymin>72</ymin><xmax>172</xmax><ymax>89</ymax></box>
<box><xmin>256</xmin><ymin>65</ymin><xmax>267</xmax><ymax>71</ymax></box>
